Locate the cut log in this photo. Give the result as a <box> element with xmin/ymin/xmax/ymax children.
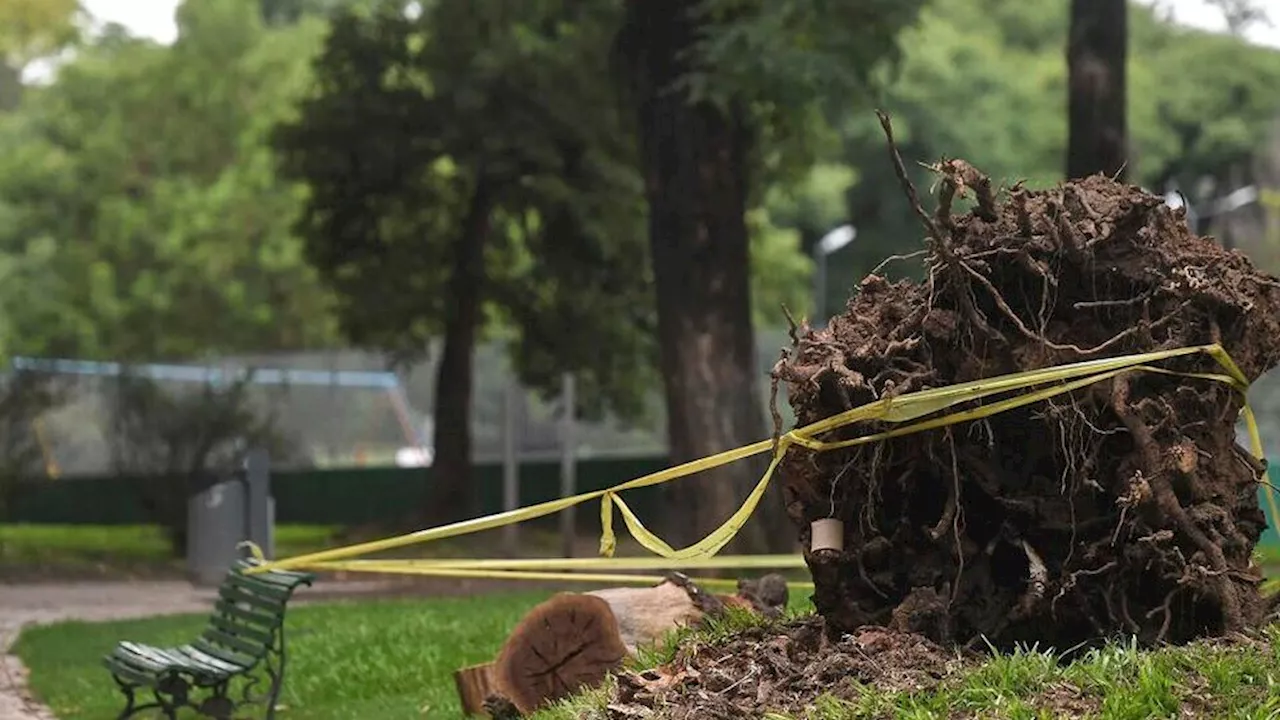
<box><xmin>585</xmin><ymin>580</ymin><xmax>705</xmax><ymax>653</ymax></box>
<box><xmin>453</xmin><ymin>662</ymin><xmax>500</xmax><ymax>717</ymax></box>
<box><xmin>467</xmin><ymin>573</ymin><xmax>791</xmax><ymax>716</ymax></box>
<box><xmin>491</xmin><ymin>593</ymin><xmax>630</xmax><ymax>715</ymax></box>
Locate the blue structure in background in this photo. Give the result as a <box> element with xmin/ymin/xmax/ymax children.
<box><xmin>10</xmin><ymin>356</ymin><xmax>401</xmax><ymax>388</ymax></box>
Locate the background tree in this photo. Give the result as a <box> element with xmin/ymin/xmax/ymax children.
<box><xmin>0</xmin><ymin>0</ymin><xmax>81</xmax><ymax>109</ymax></box>
<box><xmin>612</xmin><ymin>0</ymin><xmax>925</xmax><ymax>551</ymax></box>
<box><xmin>274</xmin><ymin>0</ymin><xmax>657</xmax><ymax>522</ymax></box>
<box><xmin>106</xmin><ymin>373</ymin><xmax>297</xmax><ymax>555</ymax></box>
<box><xmin>1205</xmin><ymin>0</ymin><xmax>1269</xmax><ymax>35</ymax></box>
<box><xmin>798</xmin><ymin>0</ymin><xmax>1280</xmax><ymax>296</ymax></box>
<box><xmin>0</xmin><ymin>0</ymin><xmax>338</xmax><ymax>362</ymax></box>
<box><xmin>0</xmin><ymin>372</ymin><xmax>63</xmax><ymax>518</ymax></box>
<box><xmin>1067</xmin><ymin>0</ymin><xmax>1128</xmax><ymax>179</ymax></box>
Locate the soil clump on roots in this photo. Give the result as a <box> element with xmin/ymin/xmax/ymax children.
<box><xmin>772</xmin><ymin>115</ymin><xmax>1280</xmax><ymax>651</ymax></box>
<box><xmin>606</xmin><ymin>617</ymin><xmax>964</xmax><ymax>719</ymax></box>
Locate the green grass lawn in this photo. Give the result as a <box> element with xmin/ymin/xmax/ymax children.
<box><xmin>16</xmin><ymin>591</ymin><xmax>818</xmax><ymax>720</ymax></box>
<box><xmin>16</xmin><ymin>594</ymin><xmax>552</xmax><ymax>720</ymax></box>
<box><xmin>0</xmin><ymin>524</ymin><xmax>341</xmax><ymax>577</ymax></box>
<box><xmin>0</xmin><ymin>523</ymin><xmax>628</xmax><ymax>581</ymax></box>
<box><xmin>20</xmin><ymin>594</ymin><xmax>1280</xmax><ymax>720</ymax></box>
<box><xmin>9</xmin><ymin>524</ymin><xmax>1280</xmax><ymax>718</ymax></box>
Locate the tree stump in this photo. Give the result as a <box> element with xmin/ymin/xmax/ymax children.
<box><xmin>492</xmin><ymin>593</ymin><xmax>630</xmax><ymax>715</ymax></box>
<box><xmin>453</xmin><ymin>662</ymin><xmax>501</xmax><ymax>717</ymax></box>
<box><xmin>463</xmin><ymin>574</ymin><xmax>790</xmax><ymax>715</ymax></box>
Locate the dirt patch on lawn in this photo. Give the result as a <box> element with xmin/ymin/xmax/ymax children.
<box><xmin>606</xmin><ymin>617</ymin><xmax>964</xmax><ymax>719</ymax></box>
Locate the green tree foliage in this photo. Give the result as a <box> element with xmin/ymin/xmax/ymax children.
<box><xmin>107</xmin><ymin>373</ymin><xmax>295</xmax><ymax>555</ymax></box>
<box><xmin>813</xmin><ymin>0</ymin><xmax>1280</xmax><ymax>304</ymax></box>
<box><xmin>274</xmin><ymin>0</ymin><xmax>659</xmax><ymax>520</ymax></box>
<box><xmin>258</xmin><ymin>0</ymin><xmax>351</xmax><ymax>25</ymax></box>
<box><xmin>0</xmin><ymin>0</ymin><xmax>80</xmax><ymax>66</ymax></box>
<box><xmin>0</xmin><ymin>0</ymin><xmax>338</xmax><ymax>362</ymax></box>
<box><xmin>0</xmin><ymin>0</ymin><xmax>82</xmax><ymax>109</ymax></box>
<box><xmin>0</xmin><ymin>372</ymin><xmax>62</xmax><ymax>515</ymax></box>
<box><xmin>1129</xmin><ymin>10</ymin><xmax>1280</xmax><ymax>195</ymax></box>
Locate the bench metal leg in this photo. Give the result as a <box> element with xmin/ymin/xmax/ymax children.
<box><xmin>110</xmin><ymin>673</ymin><xmax>188</xmax><ymax>720</ymax></box>
<box><xmin>237</xmin><ymin>627</ymin><xmax>290</xmax><ymax>719</ymax></box>
<box><xmin>264</xmin><ymin>635</ymin><xmax>288</xmax><ymax>720</ymax></box>
<box><xmin>195</xmin><ymin>682</ymin><xmax>235</xmax><ymax>720</ymax></box>
<box><xmin>110</xmin><ymin>676</ymin><xmax>138</xmax><ymax>720</ymax></box>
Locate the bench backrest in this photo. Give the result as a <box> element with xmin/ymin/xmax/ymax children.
<box><xmin>192</xmin><ymin>560</ymin><xmax>315</xmax><ymax>667</ymax></box>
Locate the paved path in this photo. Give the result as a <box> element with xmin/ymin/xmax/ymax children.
<box><xmin>0</xmin><ymin>578</ymin><xmax>410</xmax><ymax>720</ymax></box>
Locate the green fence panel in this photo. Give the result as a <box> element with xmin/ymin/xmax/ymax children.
<box><xmin>8</xmin><ymin>459</ymin><xmax>1280</xmax><ymax>549</ymax></box>
<box><xmin>3</xmin><ymin>456</ymin><xmax>673</xmax><ymax>528</ymax></box>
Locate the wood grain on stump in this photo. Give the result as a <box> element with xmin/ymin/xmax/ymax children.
<box><xmin>452</xmin><ymin>661</ymin><xmax>499</xmax><ymax>717</ymax></box>
<box><xmin>492</xmin><ymin>593</ymin><xmax>629</xmax><ymax>714</ymax></box>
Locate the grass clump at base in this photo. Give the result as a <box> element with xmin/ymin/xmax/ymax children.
<box><xmin>538</xmin><ymin>614</ymin><xmax>1280</xmax><ymax>720</ymax></box>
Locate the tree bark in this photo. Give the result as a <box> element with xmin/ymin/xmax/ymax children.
<box><xmin>620</xmin><ymin>0</ymin><xmax>791</xmax><ymax>553</ymax></box>
<box><xmin>0</xmin><ymin>62</ymin><xmax>22</xmax><ymax>112</ymax></box>
<box><xmin>1067</xmin><ymin>0</ymin><xmax>1128</xmax><ymax>180</ymax></box>
<box><xmin>428</xmin><ymin>175</ymin><xmax>493</xmax><ymax>522</ymax></box>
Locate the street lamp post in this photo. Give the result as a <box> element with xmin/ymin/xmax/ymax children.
<box><xmin>1164</xmin><ymin>184</ymin><xmax>1258</xmax><ymax>239</ymax></box>
<box><xmin>812</xmin><ymin>224</ymin><xmax>856</xmax><ymax>328</ymax></box>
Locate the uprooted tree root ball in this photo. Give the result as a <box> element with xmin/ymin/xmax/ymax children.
<box><xmin>772</xmin><ymin>116</ymin><xmax>1280</xmax><ymax>651</ymax></box>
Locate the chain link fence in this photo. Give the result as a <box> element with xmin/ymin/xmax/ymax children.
<box><xmin>15</xmin><ymin>328</ymin><xmax>802</xmax><ymax>477</ymax></box>
<box><xmin>12</xmin><ymin>321</ymin><xmax>1279</xmax><ymax>479</ymax></box>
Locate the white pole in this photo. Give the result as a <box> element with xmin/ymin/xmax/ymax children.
<box><xmin>501</xmin><ymin>381</ymin><xmax>520</xmax><ymax>555</ymax></box>
<box><xmin>559</xmin><ymin>373</ymin><xmax>577</xmax><ymax>558</ymax></box>
<box><xmin>813</xmin><ymin>224</ymin><xmax>856</xmax><ymax>328</ymax></box>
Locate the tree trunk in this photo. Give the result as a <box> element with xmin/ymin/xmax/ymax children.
<box><xmin>621</xmin><ymin>0</ymin><xmax>791</xmax><ymax>553</ymax></box>
<box><xmin>1066</xmin><ymin>0</ymin><xmax>1128</xmax><ymax>180</ymax></box>
<box><xmin>0</xmin><ymin>62</ymin><xmax>22</xmax><ymax>112</ymax></box>
<box><xmin>428</xmin><ymin>175</ymin><xmax>493</xmax><ymax>523</ymax></box>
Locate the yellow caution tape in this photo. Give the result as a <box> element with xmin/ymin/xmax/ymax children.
<box><xmin>309</xmin><ymin>554</ymin><xmax>807</xmax><ymax>571</ymax></box>
<box><xmin>249</xmin><ymin>343</ymin><xmax>1274</xmax><ymax>579</ymax></box>
<box><xmin>298</xmin><ymin>562</ymin><xmax>814</xmax><ymax>592</ymax></box>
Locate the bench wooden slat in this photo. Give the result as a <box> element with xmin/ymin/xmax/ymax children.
<box><xmin>103</xmin><ymin>658</ymin><xmax>157</xmax><ymax>687</ymax></box>
<box><xmin>208</xmin><ymin>615</ymin><xmax>274</xmax><ymax>647</ymax></box>
<box><xmin>231</xmin><ymin>560</ymin><xmax>315</xmax><ymax>588</ymax></box>
<box><xmin>122</xmin><ymin>642</ymin><xmax>239</xmax><ymax>676</ymax></box>
<box><xmin>218</xmin><ymin>585</ymin><xmax>288</xmax><ymax>614</ymax></box>
<box><xmin>225</xmin><ymin>573</ymin><xmax>292</xmax><ymax>602</ymax></box>
<box><xmin>199</xmin><ymin>628</ymin><xmax>267</xmax><ymax>658</ymax></box>
<box><xmin>105</xmin><ymin>654</ymin><xmax>164</xmax><ymax>681</ymax></box>
<box><xmin>171</xmin><ymin>646</ymin><xmax>253</xmax><ymax>674</ymax></box>
<box><xmin>231</xmin><ymin>562</ymin><xmax>311</xmax><ymax>587</ymax></box>
<box><xmin>189</xmin><ymin>638</ymin><xmax>258</xmax><ymax>668</ymax></box>
<box><xmin>213</xmin><ymin>600</ymin><xmax>280</xmax><ymax>630</ymax></box>
<box><xmin>112</xmin><ymin>647</ymin><xmax>193</xmax><ymax>679</ymax></box>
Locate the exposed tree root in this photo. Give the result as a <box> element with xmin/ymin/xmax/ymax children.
<box><xmin>773</xmin><ymin>116</ymin><xmax>1280</xmax><ymax>649</ymax></box>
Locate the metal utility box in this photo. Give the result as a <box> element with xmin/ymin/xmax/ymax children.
<box><xmin>185</xmin><ymin>449</ymin><xmax>274</xmax><ymax>586</ymax></box>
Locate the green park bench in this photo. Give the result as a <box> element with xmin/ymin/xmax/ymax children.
<box><xmin>101</xmin><ymin>558</ymin><xmax>315</xmax><ymax>719</ymax></box>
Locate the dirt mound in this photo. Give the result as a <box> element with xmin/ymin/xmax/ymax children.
<box><xmin>771</xmin><ymin>117</ymin><xmax>1280</xmax><ymax>650</ymax></box>
<box><xmin>605</xmin><ymin>618</ymin><xmax>964</xmax><ymax>719</ymax></box>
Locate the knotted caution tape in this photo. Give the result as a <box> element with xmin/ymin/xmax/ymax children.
<box><xmin>247</xmin><ymin>343</ymin><xmax>1273</xmax><ymax>581</ymax></box>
